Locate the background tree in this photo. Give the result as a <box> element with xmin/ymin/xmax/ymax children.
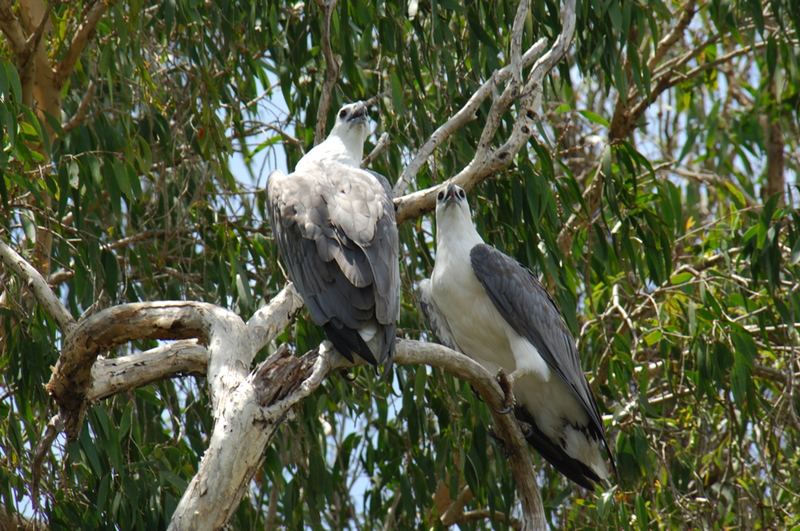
<box><xmin>1</xmin><ymin>0</ymin><xmax>799</xmax><ymax>528</ymax></box>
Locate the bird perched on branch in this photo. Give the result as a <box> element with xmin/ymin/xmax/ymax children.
<box><xmin>420</xmin><ymin>183</ymin><xmax>616</xmax><ymax>489</ymax></box>
<box><xmin>267</xmin><ymin>101</ymin><xmax>400</xmax><ymax>368</ymax></box>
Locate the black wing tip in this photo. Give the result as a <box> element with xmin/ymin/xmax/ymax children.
<box><xmin>514</xmin><ymin>406</ymin><xmax>607</xmax><ymax>491</ymax></box>
<box><xmin>322</xmin><ymin>323</ymin><xmax>397</xmax><ymax>368</ymax></box>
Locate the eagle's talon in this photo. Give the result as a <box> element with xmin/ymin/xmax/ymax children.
<box><xmin>495</xmin><ymin>369</ymin><xmax>515</xmax><ymax>413</ymax></box>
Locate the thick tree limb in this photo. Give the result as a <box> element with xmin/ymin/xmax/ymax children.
<box><xmin>88</xmin><ymin>340</ymin><xmax>208</xmax><ymax>401</ymax></box>
<box><xmin>54</xmin><ymin>0</ymin><xmax>109</xmax><ymax>87</ymax></box>
<box><xmin>397</xmin><ymin>341</ymin><xmax>546</xmax><ymax>530</ymax></box>
<box><xmin>0</xmin><ymin>239</ymin><xmax>75</xmax><ymax>332</ymax></box>
<box><xmin>46</xmin><ymin>301</ymin><xmax>246</xmax><ymax>436</ymax></box>
<box><xmin>82</xmin><ymin>285</ymin><xmax>331</xmax><ymax>403</ymax></box>
<box><xmin>0</xmin><ymin>257</ymin><xmax>542</xmax><ymax>529</ymax></box>
<box><xmin>169</xmin><ymin>342</ymin><xmax>332</xmax><ymax>530</ymax></box>
<box><xmin>313</xmin><ymin>0</ymin><xmax>340</xmax><ymax>145</ymax></box>
<box><xmin>247</xmin><ymin>282</ymin><xmax>304</xmax><ymax>352</ymax></box>
<box><xmin>168</xmin><ymin>339</ymin><xmax>546</xmax><ymax>530</ymax></box>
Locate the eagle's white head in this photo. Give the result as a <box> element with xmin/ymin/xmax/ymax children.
<box><xmin>434</xmin><ymin>183</ymin><xmax>482</xmax><ymax>251</ymax></box>
<box><xmin>436</xmin><ymin>183</ymin><xmax>471</xmax><ymax>222</ymax></box>
<box><xmin>327</xmin><ymin>101</ymin><xmax>370</xmax><ymax>161</ymax></box>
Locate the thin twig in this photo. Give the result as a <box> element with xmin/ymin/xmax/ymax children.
<box><xmin>361</xmin><ymin>132</ymin><xmax>390</xmax><ymax>168</ymax></box>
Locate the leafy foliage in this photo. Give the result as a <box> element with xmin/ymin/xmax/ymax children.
<box><xmin>1</xmin><ymin>0</ymin><xmax>799</xmax><ymax>528</ymax></box>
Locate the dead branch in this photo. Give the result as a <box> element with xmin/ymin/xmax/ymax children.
<box><xmin>362</xmin><ymin>132</ymin><xmax>390</xmax><ymax>168</ymax></box>
<box><xmin>47</xmin><ymin>301</ymin><xmax>246</xmax><ymax>436</ymax></box>
<box><xmin>247</xmin><ymin>282</ymin><xmax>305</xmax><ymax>351</ymax></box>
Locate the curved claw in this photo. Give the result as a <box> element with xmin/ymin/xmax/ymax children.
<box><xmin>495</xmin><ymin>369</ymin><xmax>515</xmax><ymax>414</ymax></box>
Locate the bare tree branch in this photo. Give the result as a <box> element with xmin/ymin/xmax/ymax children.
<box><xmin>167</xmin><ymin>339</ymin><xmax>546</xmax><ymax>530</ymax></box>
<box><xmin>87</xmin><ymin>284</ymin><xmax>305</xmax><ymax>402</ymax></box>
<box><xmin>393</xmin><ymin>0</ymin><xmax>575</xmax><ymax>224</ymax></box>
<box><xmin>510</xmin><ymin>0</ymin><xmax>530</xmax><ymax>84</ymax></box>
<box><xmin>264</xmin><ymin>122</ymin><xmax>304</xmax><ymax>147</ymax></box>
<box><xmin>247</xmin><ymin>282</ymin><xmax>305</xmax><ymax>352</ymax></box>
<box><xmin>362</xmin><ymin>132</ymin><xmax>390</xmax><ymax>168</ymax></box>
<box><xmin>87</xmin><ymin>340</ymin><xmax>208</xmax><ymax>401</ymax></box>
<box><xmin>764</xmin><ymin>77</ymin><xmax>785</xmax><ymax>204</ymax></box>
<box><xmin>313</xmin><ymin>0</ymin><xmax>340</xmax><ymax>145</ymax></box>
<box><xmin>170</xmin><ymin>342</ymin><xmax>332</xmax><ymax>531</ymax></box>
<box><xmin>54</xmin><ymin>0</ymin><xmax>109</xmax><ymax>87</ymax></box>
<box><xmin>398</xmin><ymin>341</ymin><xmax>547</xmax><ymax>530</ymax></box>
<box><xmin>1</xmin><ymin>253</ymin><xmax>542</xmax><ymax>530</ymax></box>
<box><xmin>392</xmin><ymin>38</ymin><xmax>548</xmax><ymax>197</ymax></box>
<box><xmin>440</xmin><ymin>485</ymin><xmax>474</xmax><ymax>526</ymax></box>
<box><xmin>31</xmin><ymin>412</ymin><xmax>63</xmax><ymax>509</ymax></box>
<box><xmin>0</xmin><ymin>239</ymin><xmax>75</xmax><ymax>332</ymax></box>
<box><xmin>46</xmin><ymin>301</ymin><xmax>246</xmax><ymax>436</ymax></box>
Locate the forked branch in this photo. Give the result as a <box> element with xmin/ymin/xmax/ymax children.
<box><xmin>393</xmin><ymin>0</ymin><xmax>577</xmax><ymax>225</ymax></box>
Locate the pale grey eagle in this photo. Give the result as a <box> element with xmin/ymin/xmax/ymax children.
<box><xmin>267</xmin><ymin>102</ymin><xmax>399</xmax><ymax>366</ymax></box>
<box><xmin>420</xmin><ymin>184</ymin><xmax>615</xmax><ymax>489</ymax></box>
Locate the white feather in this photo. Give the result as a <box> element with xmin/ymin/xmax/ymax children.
<box><xmin>430</xmin><ymin>188</ymin><xmax>610</xmax><ymax>482</ymax></box>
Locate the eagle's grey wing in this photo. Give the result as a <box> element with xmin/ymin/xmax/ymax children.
<box><xmin>418</xmin><ymin>279</ymin><xmax>460</xmax><ymax>351</ymax></box>
<box><xmin>267</xmin><ymin>164</ymin><xmax>399</xmax><ymax>366</ymax></box>
<box><xmin>469</xmin><ymin>244</ymin><xmax>608</xmax><ymax>445</ymax></box>
<box><xmin>366</xmin><ymin>169</ymin><xmax>393</xmax><ymax>198</ymax></box>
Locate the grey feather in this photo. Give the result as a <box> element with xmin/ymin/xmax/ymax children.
<box><xmin>470</xmin><ymin>244</ymin><xmax>609</xmax><ymax>449</ymax></box>
<box><xmin>267</xmin><ymin>160</ymin><xmax>400</xmax><ymax>366</ymax></box>
<box><xmin>367</xmin><ymin>169</ymin><xmax>393</xmax><ymax>198</ymax></box>
<box><xmin>418</xmin><ymin>279</ymin><xmax>460</xmax><ymax>351</ymax></box>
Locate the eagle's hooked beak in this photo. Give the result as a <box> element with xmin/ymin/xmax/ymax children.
<box><xmin>443</xmin><ymin>183</ymin><xmax>459</xmax><ymax>202</ymax></box>
<box><xmin>348</xmin><ymin>101</ymin><xmax>368</xmax><ymax>123</ymax></box>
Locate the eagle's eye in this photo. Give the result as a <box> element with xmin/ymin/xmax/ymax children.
<box><xmin>339</xmin><ymin>109</ymin><xmax>347</xmax><ymax>118</ymax></box>
<box><xmin>457</xmin><ymin>188</ymin><xmax>466</xmax><ymax>199</ymax></box>
<box><xmin>437</xmin><ymin>191</ymin><xmax>445</xmax><ymax>201</ymax></box>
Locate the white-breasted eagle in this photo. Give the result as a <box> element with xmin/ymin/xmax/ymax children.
<box><xmin>267</xmin><ymin>102</ymin><xmax>400</xmax><ymax>367</ymax></box>
<box><xmin>420</xmin><ymin>183</ymin><xmax>615</xmax><ymax>489</ymax></box>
